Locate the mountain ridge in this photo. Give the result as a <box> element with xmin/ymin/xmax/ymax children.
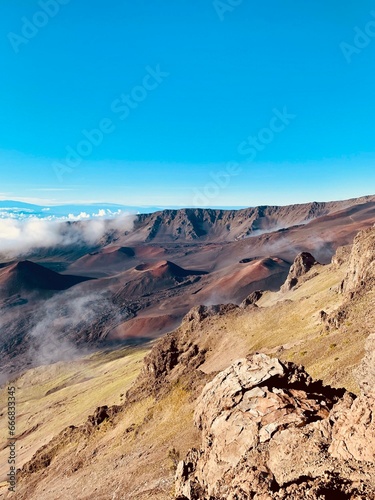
<box><xmin>127</xmin><ymin>195</ymin><xmax>375</xmax><ymax>242</ymax></box>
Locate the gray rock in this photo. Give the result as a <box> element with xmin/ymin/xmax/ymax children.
<box><xmin>175</xmin><ymin>354</ymin><xmax>375</xmax><ymax>499</ymax></box>
<box><xmin>281</xmin><ymin>252</ymin><xmax>318</xmax><ymax>292</ymax></box>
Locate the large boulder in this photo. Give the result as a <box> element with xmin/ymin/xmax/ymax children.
<box><xmin>175</xmin><ymin>354</ymin><xmax>375</xmax><ymax>499</ymax></box>
<box><xmin>281</xmin><ymin>252</ymin><xmax>317</xmax><ymax>292</ymax></box>
<box><xmin>342</xmin><ymin>226</ymin><xmax>375</xmax><ymax>295</ymax></box>
<box><xmin>240</xmin><ymin>290</ymin><xmax>263</xmax><ymax>308</ymax></box>
<box><xmin>182</xmin><ymin>304</ymin><xmax>239</xmax><ymax>325</ymax></box>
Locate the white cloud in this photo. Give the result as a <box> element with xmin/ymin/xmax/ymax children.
<box><xmin>68</xmin><ymin>212</ymin><xmax>90</xmax><ymax>220</ymax></box>
<box><xmin>95</xmin><ymin>209</ymin><xmax>106</xmax><ymax>217</ymax></box>
<box><xmin>0</xmin><ymin>213</ymin><xmax>136</xmax><ymax>260</ymax></box>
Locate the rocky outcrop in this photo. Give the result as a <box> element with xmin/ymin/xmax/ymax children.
<box><xmin>21</xmin><ymin>403</ymin><xmax>122</xmax><ymax>476</ymax></box>
<box><xmin>126</xmin><ymin>305</ymin><xmax>235</xmax><ymax>402</ymax></box>
<box><xmin>126</xmin><ymin>303</ymin><xmax>248</xmax><ymax>405</ymax></box>
<box><xmin>329</xmin><ymin>333</ymin><xmax>375</xmax><ymax>464</ymax></box>
<box><xmin>281</xmin><ymin>252</ymin><xmax>318</xmax><ymax>292</ymax></box>
<box><xmin>329</xmin><ymin>394</ymin><xmax>375</xmax><ymax>463</ymax></box>
<box><xmin>240</xmin><ymin>290</ymin><xmax>263</xmax><ymax>308</ymax></box>
<box><xmin>175</xmin><ymin>354</ymin><xmax>375</xmax><ymax>499</ymax></box>
<box><xmin>322</xmin><ymin>226</ymin><xmax>375</xmax><ymax>331</ymax></box>
<box><xmin>342</xmin><ymin>225</ymin><xmax>375</xmax><ymax>295</ymax></box>
<box><xmin>182</xmin><ymin>304</ymin><xmax>239</xmax><ymax>325</ymax></box>
<box><xmin>126</xmin><ymin>331</ymin><xmax>207</xmax><ymax>402</ymax></box>
<box><xmin>320</xmin><ymin>305</ymin><xmax>348</xmax><ymax>331</ymax></box>
<box><xmin>355</xmin><ymin>333</ymin><xmax>375</xmax><ymax>396</ymax></box>
<box><xmin>331</xmin><ymin>244</ymin><xmax>352</xmax><ymax>269</ymax></box>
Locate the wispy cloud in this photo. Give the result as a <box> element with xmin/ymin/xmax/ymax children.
<box><xmin>0</xmin><ymin>196</ymin><xmax>60</xmax><ymax>205</ymax></box>
<box><xmin>29</xmin><ymin>188</ymin><xmax>79</xmax><ymax>192</ymax></box>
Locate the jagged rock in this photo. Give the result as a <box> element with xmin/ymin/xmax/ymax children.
<box><xmin>182</xmin><ymin>304</ymin><xmax>239</xmax><ymax>325</ymax></box>
<box><xmin>355</xmin><ymin>333</ymin><xmax>375</xmax><ymax>396</ymax></box>
<box><xmin>175</xmin><ymin>354</ymin><xmax>375</xmax><ymax>499</ymax></box>
<box><xmin>83</xmin><ymin>404</ymin><xmax>121</xmax><ymax>435</ymax></box>
<box><xmin>323</xmin><ymin>333</ymin><xmax>375</xmax><ymax>462</ymax></box>
<box><xmin>319</xmin><ymin>310</ymin><xmax>328</xmax><ymax>322</ymax></box>
<box><xmin>87</xmin><ymin>406</ymin><xmax>109</xmax><ymax>426</ymax></box>
<box><xmin>329</xmin><ymin>393</ymin><xmax>375</xmax><ymax>463</ymax></box>
<box><xmin>240</xmin><ymin>290</ymin><xmax>263</xmax><ymax>308</ymax></box>
<box><xmin>21</xmin><ymin>403</ymin><xmax>123</xmax><ymax>477</ymax></box>
<box><xmin>126</xmin><ymin>332</ymin><xmax>206</xmax><ymax>402</ymax></box>
<box><xmin>322</xmin><ymin>227</ymin><xmax>375</xmax><ymax>332</ymax></box>
<box><xmin>331</xmin><ymin>244</ymin><xmax>352</xmax><ymax>269</ymax></box>
<box><xmin>281</xmin><ymin>252</ymin><xmax>318</xmax><ymax>292</ymax></box>
<box><xmin>127</xmin><ymin>304</ymin><xmax>243</xmax><ymax>404</ymax></box>
<box><xmin>343</xmin><ymin>225</ymin><xmax>375</xmax><ymax>295</ymax></box>
<box><xmin>321</xmin><ymin>306</ymin><xmax>348</xmax><ymax>331</ymax></box>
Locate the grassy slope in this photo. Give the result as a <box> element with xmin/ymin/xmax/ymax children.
<box><xmin>200</xmin><ymin>261</ymin><xmax>368</xmax><ymax>393</ymax></box>
<box><xmin>4</xmin><ymin>387</ymin><xmax>199</xmax><ymax>499</ymax></box>
<box><xmin>0</xmin><ymin>347</ymin><xmax>148</xmax><ymax>484</ymax></box>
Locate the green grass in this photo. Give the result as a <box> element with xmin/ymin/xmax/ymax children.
<box><xmin>0</xmin><ymin>346</ymin><xmax>148</xmax><ymax>481</ymax></box>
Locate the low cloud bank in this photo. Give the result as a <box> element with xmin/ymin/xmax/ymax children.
<box><xmin>27</xmin><ymin>290</ymin><xmax>118</xmax><ymax>367</ymax></box>
<box><xmin>0</xmin><ymin>288</ymin><xmax>128</xmax><ymax>385</ymax></box>
<box><xmin>0</xmin><ymin>207</ymin><xmax>126</xmax><ymax>220</ymax></box>
<box><xmin>0</xmin><ymin>212</ymin><xmax>136</xmax><ymax>260</ymax></box>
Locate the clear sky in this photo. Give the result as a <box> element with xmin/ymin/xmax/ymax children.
<box><xmin>1</xmin><ymin>0</ymin><xmax>375</xmax><ymax>207</ymax></box>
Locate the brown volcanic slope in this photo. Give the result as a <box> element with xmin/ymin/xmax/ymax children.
<box><xmin>195</xmin><ymin>257</ymin><xmax>289</xmax><ymax>303</ymax></box>
<box><xmin>134</xmin><ymin>260</ymin><xmax>206</xmax><ymax>277</ymax></box>
<box><xmin>218</xmin><ymin>199</ymin><xmax>375</xmax><ymax>264</ymax></box>
<box><xmin>108</xmin><ymin>314</ymin><xmax>181</xmax><ymax>341</ymax></box>
<box><xmin>0</xmin><ymin>260</ymin><xmax>93</xmax><ymax>298</ymax></box>
<box><xmin>68</xmin><ymin>246</ymin><xmax>136</xmax><ymax>277</ymax></box>
<box><xmin>121</xmin><ymin>195</ymin><xmax>375</xmax><ymax>243</ymax></box>
<box><xmin>0</xmin><ymin>261</ymin><xmax>94</xmax><ymax>365</ymax></box>
<box><xmin>106</xmin><ymin>258</ymin><xmax>288</xmax><ymax>341</ymax></box>
<box><xmin>112</xmin><ymin>260</ymin><xmax>207</xmax><ymax>304</ymax></box>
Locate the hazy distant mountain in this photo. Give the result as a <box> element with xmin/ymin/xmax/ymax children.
<box><xmin>0</xmin><ymin>200</ymin><xmax>247</xmax><ymax>220</ymax></box>
<box><xmin>0</xmin><ymin>200</ymin><xmax>162</xmax><ymax>219</ymax></box>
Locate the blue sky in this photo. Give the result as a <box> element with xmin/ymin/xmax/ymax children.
<box><xmin>0</xmin><ymin>0</ymin><xmax>375</xmax><ymax>207</ymax></box>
